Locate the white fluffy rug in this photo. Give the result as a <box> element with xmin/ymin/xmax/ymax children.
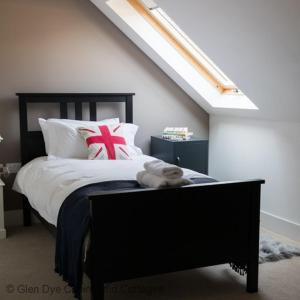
<box><xmin>259</xmin><ymin>236</ymin><xmax>300</xmax><ymax>263</ymax></box>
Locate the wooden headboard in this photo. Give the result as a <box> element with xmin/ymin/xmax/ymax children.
<box><xmin>17</xmin><ymin>93</ymin><xmax>134</xmax><ymax>165</ymax></box>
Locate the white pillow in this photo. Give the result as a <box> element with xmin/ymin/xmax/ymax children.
<box><xmin>48</xmin><ymin>118</ymin><xmax>119</xmax><ymax>125</ymax></box>
<box><xmin>39</xmin><ymin>119</ymin><xmax>51</xmax><ymax>154</ymax></box>
<box><xmin>120</xmin><ymin>123</ymin><xmax>143</xmax><ymax>156</ymax></box>
<box><xmin>39</xmin><ymin>118</ymin><xmax>120</xmax><ymax>159</ymax></box>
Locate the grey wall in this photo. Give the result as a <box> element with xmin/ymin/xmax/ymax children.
<box><xmin>209</xmin><ymin>116</ymin><xmax>300</xmax><ymax>241</ymax></box>
<box><xmin>156</xmin><ymin>0</ymin><xmax>300</xmax><ymax>239</ymax></box>
<box><xmin>0</xmin><ymin>0</ymin><xmax>208</xmax><ymax>210</ymax></box>
<box><xmin>157</xmin><ymin>0</ymin><xmax>300</xmax><ymax>120</ymax></box>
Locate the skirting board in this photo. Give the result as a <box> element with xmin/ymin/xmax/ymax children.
<box><xmin>261</xmin><ymin>210</ymin><xmax>300</xmax><ymax>242</ymax></box>
<box><xmin>0</xmin><ymin>228</ymin><xmax>6</xmax><ymax>239</ymax></box>
<box><xmin>4</xmin><ymin>209</ymin><xmax>40</xmax><ymax>227</ymax></box>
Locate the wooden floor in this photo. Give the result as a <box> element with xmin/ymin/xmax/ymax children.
<box><xmin>0</xmin><ymin>225</ymin><xmax>299</xmax><ymax>300</ymax></box>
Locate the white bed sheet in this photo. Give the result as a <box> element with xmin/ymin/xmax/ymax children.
<box><xmin>14</xmin><ymin>155</ymin><xmax>209</xmax><ymax>226</ymax></box>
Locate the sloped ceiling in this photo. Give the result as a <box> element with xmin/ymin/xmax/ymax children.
<box><xmin>156</xmin><ymin>0</ymin><xmax>300</xmax><ymax>121</ymax></box>
<box><xmin>92</xmin><ymin>0</ymin><xmax>300</xmax><ymax>121</ymax></box>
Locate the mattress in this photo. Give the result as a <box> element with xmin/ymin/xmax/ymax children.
<box><xmin>13</xmin><ymin>155</ymin><xmax>210</xmax><ymax>226</ymax></box>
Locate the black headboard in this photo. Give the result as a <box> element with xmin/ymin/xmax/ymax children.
<box><xmin>17</xmin><ymin>93</ymin><xmax>134</xmax><ymax>164</ymax></box>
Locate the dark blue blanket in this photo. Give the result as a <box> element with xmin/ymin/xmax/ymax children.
<box><xmin>55</xmin><ymin>178</ymin><xmax>217</xmax><ymax>299</ymax></box>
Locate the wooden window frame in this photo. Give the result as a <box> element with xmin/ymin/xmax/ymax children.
<box><xmin>127</xmin><ymin>0</ymin><xmax>240</xmax><ymax>95</ymax></box>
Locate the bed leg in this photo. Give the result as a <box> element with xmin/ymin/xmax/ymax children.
<box><xmin>91</xmin><ymin>277</ymin><xmax>104</xmax><ymax>300</ymax></box>
<box><xmin>90</xmin><ymin>217</ymin><xmax>104</xmax><ymax>300</ymax></box>
<box><xmin>246</xmin><ymin>184</ymin><xmax>261</xmax><ymax>293</ymax></box>
<box><xmin>247</xmin><ymin>261</ymin><xmax>258</xmax><ymax>293</ymax></box>
<box><xmin>22</xmin><ymin>196</ymin><xmax>32</xmax><ymax>226</ymax></box>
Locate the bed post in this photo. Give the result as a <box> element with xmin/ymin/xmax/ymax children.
<box><xmin>125</xmin><ymin>95</ymin><xmax>133</xmax><ymax>123</ymax></box>
<box><xmin>19</xmin><ymin>97</ymin><xmax>31</xmax><ymax>227</ymax></box>
<box><xmin>90</xmin><ymin>272</ymin><xmax>104</xmax><ymax>300</ymax></box>
<box><xmin>90</xmin><ymin>208</ymin><xmax>104</xmax><ymax>300</ymax></box>
<box><xmin>246</xmin><ymin>183</ymin><xmax>261</xmax><ymax>293</ymax></box>
<box><xmin>22</xmin><ymin>196</ymin><xmax>32</xmax><ymax>226</ymax></box>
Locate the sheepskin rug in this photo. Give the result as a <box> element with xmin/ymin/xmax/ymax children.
<box><xmin>259</xmin><ymin>236</ymin><xmax>300</xmax><ymax>263</ymax></box>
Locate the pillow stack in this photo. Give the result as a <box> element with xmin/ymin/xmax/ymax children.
<box><xmin>39</xmin><ymin>118</ymin><xmax>142</xmax><ymax>160</ymax></box>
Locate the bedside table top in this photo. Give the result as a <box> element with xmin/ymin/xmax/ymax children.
<box><xmin>152</xmin><ymin>136</ymin><xmax>207</xmax><ymax>142</ymax></box>
<box><xmin>0</xmin><ymin>179</ymin><xmax>4</xmax><ymax>186</ymax></box>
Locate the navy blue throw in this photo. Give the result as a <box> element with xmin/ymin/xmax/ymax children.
<box><xmin>55</xmin><ymin>178</ymin><xmax>217</xmax><ymax>299</ymax></box>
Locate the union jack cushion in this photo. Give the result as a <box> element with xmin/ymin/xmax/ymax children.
<box><xmin>78</xmin><ymin>124</ymin><xmax>132</xmax><ymax>160</ymax></box>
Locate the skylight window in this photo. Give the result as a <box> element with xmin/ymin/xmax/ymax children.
<box><xmin>143</xmin><ymin>1</ymin><xmax>236</xmax><ymax>93</ymax></box>
<box><xmin>105</xmin><ymin>0</ymin><xmax>258</xmax><ymax>110</ymax></box>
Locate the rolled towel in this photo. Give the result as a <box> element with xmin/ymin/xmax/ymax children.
<box><xmin>144</xmin><ymin>159</ymin><xmax>183</xmax><ymax>179</ymax></box>
<box><xmin>137</xmin><ymin>170</ymin><xmax>192</xmax><ymax>188</ymax></box>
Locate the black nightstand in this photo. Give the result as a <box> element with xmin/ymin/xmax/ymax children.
<box><xmin>150</xmin><ymin>136</ymin><xmax>209</xmax><ymax>174</ymax></box>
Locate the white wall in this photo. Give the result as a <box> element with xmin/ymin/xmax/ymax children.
<box><xmin>157</xmin><ymin>0</ymin><xmax>300</xmax><ymax>240</ymax></box>
<box><xmin>0</xmin><ymin>0</ymin><xmax>208</xmax><ymax>164</ymax></box>
<box><xmin>209</xmin><ymin>116</ymin><xmax>300</xmax><ymax>240</ymax></box>
<box><xmin>157</xmin><ymin>0</ymin><xmax>300</xmax><ymax>121</ymax></box>
<box><xmin>156</xmin><ymin>0</ymin><xmax>300</xmax><ymax>121</ymax></box>
<box><xmin>0</xmin><ymin>0</ymin><xmax>209</xmax><ymax>212</ymax></box>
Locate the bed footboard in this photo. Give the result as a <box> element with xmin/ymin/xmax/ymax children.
<box><xmin>89</xmin><ymin>179</ymin><xmax>264</xmax><ymax>300</ymax></box>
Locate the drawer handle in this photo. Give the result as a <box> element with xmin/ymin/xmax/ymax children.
<box><xmin>176</xmin><ymin>156</ymin><xmax>181</xmax><ymax>166</ymax></box>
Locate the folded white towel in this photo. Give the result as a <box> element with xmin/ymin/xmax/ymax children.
<box><xmin>137</xmin><ymin>170</ymin><xmax>192</xmax><ymax>188</ymax></box>
<box><xmin>144</xmin><ymin>159</ymin><xmax>184</xmax><ymax>179</ymax></box>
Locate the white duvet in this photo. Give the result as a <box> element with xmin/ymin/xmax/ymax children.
<box><xmin>14</xmin><ymin>155</ymin><xmax>209</xmax><ymax>226</ymax></box>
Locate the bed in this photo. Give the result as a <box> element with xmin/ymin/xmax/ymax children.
<box><xmin>16</xmin><ymin>93</ymin><xmax>264</xmax><ymax>300</ymax></box>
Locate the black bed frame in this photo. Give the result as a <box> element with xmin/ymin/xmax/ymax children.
<box><xmin>17</xmin><ymin>93</ymin><xmax>264</xmax><ymax>300</ymax></box>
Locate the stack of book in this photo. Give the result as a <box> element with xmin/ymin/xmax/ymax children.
<box><xmin>162</xmin><ymin>127</ymin><xmax>193</xmax><ymax>141</ymax></box>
